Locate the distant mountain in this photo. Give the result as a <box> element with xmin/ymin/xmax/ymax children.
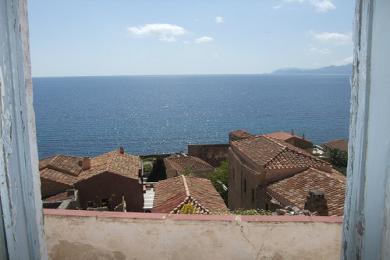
<box><xmin>273</xmin><ymin>64</ymin><xmax>352</xmax><ymax>75</ymax></box>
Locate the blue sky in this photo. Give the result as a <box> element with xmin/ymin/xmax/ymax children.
<box><xmin>28</xmin><ymin>0</ymin><xmax>355</xmax><ymax>77</ymax></box>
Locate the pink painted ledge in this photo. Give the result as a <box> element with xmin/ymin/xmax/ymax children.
<box><xmin>44</xmin><ymin>209</ymin><xmax>343</xmax><ymax>223</ymax></box>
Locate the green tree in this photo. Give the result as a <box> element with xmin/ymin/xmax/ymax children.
<box><xmin>147</xmin><ymin>157</ymin><xmax>167</xmax><ymax>182</ymax></box>
<box><xmin>208</xmin><ymin>160</ymin><xmax>229</xmax><ymax>204</ymax></box>
<box><xmin>328</xmin><ymin>148</ymin><xmax>348</xmax><ymax>175</ymax></box>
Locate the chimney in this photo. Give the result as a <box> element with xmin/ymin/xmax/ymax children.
<box><xmin>304</xmin><ymin>190</ymin><xmax>328</xmax><ymax>216</ymax></box>
<box><xmin>78</xmin><ymin>157</ymin><xmax>91</xmax><ymax>170</ymax></box>
<box><xmin>302</xmin><ymin>133</ymin><xmax>305</xmax><ymax>140</ymax></box>
<box><xmin>291</xmin><ymin>129</ymin><xmax>294</xmax><ymax>135</ymax></box>
<box><xmin>119</xmin><ymin>146</ymin><xmax>125</xmax><ymax>154</ymax></box>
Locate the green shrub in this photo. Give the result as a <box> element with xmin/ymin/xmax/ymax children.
<box><xmin>328</xmin><ymin>148</ymin><xmax>348</xmax><ymax>175</ymax></box>
<box><xmin>208</xmin><ymin>160</ymin><xmax>229</xmax><ymax>204</ymax></box>
<box><xmin>179</xmin><ymin>203</ymin><xmax>196</xmax><ymax>214</ymax></box>
<box><xmin>143</xmin><ymin>163</ymin><xmax>153</xmax><ymax>173</ymax></box>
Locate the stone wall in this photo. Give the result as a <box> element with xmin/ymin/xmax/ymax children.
<box><xmin>188</xmin><ymin>144</ymin><xmax>230</xmax><ymax>167</ymax></box>
<box><xmin>44</xmin><ymin>209</ymin><xmax>342</xmax><ymax>260</ymax></box>
<box><xmin>228</xmin><ymin>148</ymin><xmax>265</xmax><ymax>210</ymax></box>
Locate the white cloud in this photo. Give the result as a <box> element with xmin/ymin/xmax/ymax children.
<box><xmin>309</xmin><ymin>46</ymin><xmax>330</xmax><ymax>54</ymax></box>
<box><xmin>128</xmin><ymin>23</ymin><xmax>186</xmax><ymax>42</ymax></box>
<box><xmin>333</xmin><ymin>56</ymin><xmax>353</xmax><ymax>65</ymax></box>
<box><xmin>311</xmin><ymin>32</ymin><xmax>352</xmax><ymax>45</ymax></box>
<box><xmin>215</xmin><ymin>16</ymin><xmax>224</xmax><ymax>24</ymax></box>
<box><xmin>311</xmin><ymin>0</ymin><xmax>335</xmax><ymax>12</ymax></box>
<box><xmin>283</xmin><ymin>0</ymin><xmax>335</xmax><ymax>12</ymax></box>
<box><xmin>195</xmin><ymin>36</ymin><xmax>214</xmax><ymax>44</ymax></box>
<box><xmin>284</xmin><ymin>0</ymin><xmax>304</xmax><ymax>3</ymax></box>
<box><xmin>273</xmin><ymin>4</ymin><xmax>282</xmax><ymax>9</ymax></box>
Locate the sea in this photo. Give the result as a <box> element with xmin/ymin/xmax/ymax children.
<box><xmin>33</xmin><ymin>74</ymin><xmax>351</xmax><ymax>159</ymax></box>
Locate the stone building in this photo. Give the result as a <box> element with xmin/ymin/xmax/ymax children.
<box><xmin>228</xmin><ymin>135</ymin><xmax>346</xmax><ymax>215</ymax></box>
<box><xmin>265</xmin><ymin>131</ymin><xmax>313</xmax><ymax>150</ymax></box>
<box><xmin>39</xmin><ymin>148</ymin><xmax>144</xmax><ymax>212</ymax></box>
<box><xmin>152</xmin><ymin>175</ymin><xmax>228</xmax><ymax>214</ymax></box>
<box><xmin>188</xmin><ymin>144</ymin><xmax>230</xmax><ymax>167</ymax></box>
<box><xmin>323</xmin><ymin>139</ymin><xmax>348</xmax><ymax>153</ymax></box>
<box><xmin>164</xmin><ymin>154</ymin><xmax>214</xmax><ymax>178</ymax></box>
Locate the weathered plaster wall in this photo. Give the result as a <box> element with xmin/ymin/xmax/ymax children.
<box><xmin>361</xmin><ymin>0</ymin><xmax>390</xmax><ymax>257</ymax></box>
<box><xmin>342</xmin><ymin>0</ymin><xmax>390</xmax><ymax>259</ymax></box>
<box><xmin>44</xmin><ymin>210</ymin><xmax>342</xmax><ymax>260</ymax></box>
<box><xmin>188</xmin><ymin>144</ymin><xmax>230</xmax><ymax>167</ymax></box>
<box><xmin>0</xmin><ymin>0</ymin><xmax>47</xmax><ymax>258</ymax></box>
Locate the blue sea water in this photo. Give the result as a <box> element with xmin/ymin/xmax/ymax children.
<box><xmin>33</xmin><ymin>75</ymin><xmax>351</xmax><ymax>159</ymax></box>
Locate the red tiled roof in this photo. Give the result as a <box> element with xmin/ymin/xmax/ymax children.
<box><xmin>152</xmin><ymin>175</ymin><xmax>227</xmax><ymax>214</ymax></box>
<box><xmin>323</xmin><ymin>139</ymin><xmax>348</xmax><ymax>152</ymax></box>
<box><xmin>266</xmin><ymin>168</ymin><xmax>346</xmax><ymax>216</ymax></box>
<box><xmin>39</xmin><ymin>155</ymin><xmax>83</xmax><ymax>176</ymax></box>
<box><xmin>39</xmin><ymin>150</ymin><xmax>141</xmax><ymax>186</ymax></box>
<box><xmin>265</xmin><ymin>131</ymin><xmax>310</xmax><ymax>142</ymax></box>
<box><xmin>78</xmin><ymin>151</ymin><xmax>141</xmax><ymax>181</ymax></box>
<box><xmin>164</xmin><ymin>155</ymin><xmax>214</xmax><ymax>175</ymax></box>
<box><xmin>231</xmin><ymin>135</ymin><xmax>330</xmax><ymax>170</ymax></box>
<box><xmin>44</xmin><ymin>191</ymin><xmax>73</xmax><ymax>203</ymax></box>
<box><xmin>40</xmin><ymin>168</ymin><xmax>78</xmax><ymax>186</ymax></box>
<box><xmin>229</xmin><ymin>129</ymin><xmax>254</xmax><ymax>140</ymax></box>
<box><xmin>265</xmin><ymin>131</ymin><xmax>300</xmax><ymax>141</ymax></box>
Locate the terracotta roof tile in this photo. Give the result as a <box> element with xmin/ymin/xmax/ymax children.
<box><xmin>40</xmin><ymin>150</ymin><xmax>141</xmax><ymax>186</ymax></box>
<box><xmin>229</xmin><ymin>129</ymin><xmax>254</xmax><ymax>140</ymax></box>
<box><xmin>164</xmin><ymin>155</ymin><xmax>214</xmax><ymax>175</ymax></box>
<box><xmin>40</xmin><ymin>168</ymin><xmax>78</xmax><ymax>186</ymax></box>
<box><xmin>39</xmin><ymin>155</ymin><xmax>83</xmax><ymax>176</ymax></box>
<box><xmin>231</xmin><ymin>135</ymin><xmax>330</xmax><ymax>171</ymax></box>
<box><xmin>152</xmin><ymin>176</ymin><xmax>227</xmax><ymax>214</ymax></box>
<box><xmin>266</xmin><ymin>168</ymin><xmax>346</xmax><ymax>216</ymax></box>
<box><xmin>78</xmin><ymin>151</ymin><xmax>141</xmax><ymax>181</ymax></box>
<box><xmin>265</xmin><ymin>131</ymin><xmax>300</xmax><ymax>141</ymax></box>
<box><xmin>43</xmin><ymin>191</ymin><xmax>73</xmax><ymax>203</ymax></box>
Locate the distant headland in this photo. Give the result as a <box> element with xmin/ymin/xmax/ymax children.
<box><xmin>272</xmin><ymin>63</ymin><xmax>352</xmax><ymax>76</ymax></box>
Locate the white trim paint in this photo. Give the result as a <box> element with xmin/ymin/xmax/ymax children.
<box><xmin>343</xmin><ymin>0</ymin><xmax>390</xmax><ymax>259</ymax></box>
<box><xmin>0</xmin><ymin>0</ymin><xmax>389</xmax><ymax>259</ymax></box>
<box><xmin>0</xmin><ymin>0</ymin><xmax>47</xmax><ymax>259</ymax></box>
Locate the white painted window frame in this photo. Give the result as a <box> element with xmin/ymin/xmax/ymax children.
<box><xmin>0</xmin><ymin>0</ymin><xmax>389</xmax><ymax>259</ymax></box>
<box><xmin>0</xmin><ymin>0</ymin><xmax>47</xmax><ymax>259</ymax></box>
<box><xmin>342</xmin><ymin>0</ymin><xmax>390</xmax><ymax>259</ymax></box>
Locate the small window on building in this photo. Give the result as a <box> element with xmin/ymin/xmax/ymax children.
<box><xmin>251</xmin><ymin>189</ymin><xmax>255</xmax><ymax>202</ymax></box>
